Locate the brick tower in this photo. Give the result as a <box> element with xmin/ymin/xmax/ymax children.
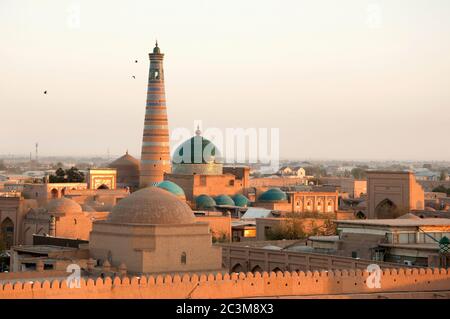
<box><xmin>139</xmin><ymin>42</ymin><xmax>171</xmax><ymax>187</ymax></box>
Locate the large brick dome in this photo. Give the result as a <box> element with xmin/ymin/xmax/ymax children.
<box><xmin>108</xmin><ymin>187</ymin><xmax>195</xmax><ymax>224</ymax></box>
<box><xmin>46</xmin><ymin>197</ymin><xmax>82</xmax><ymax>214</ymax></box>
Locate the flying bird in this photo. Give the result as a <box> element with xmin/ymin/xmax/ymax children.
<box><xmin>132</xmin><ymin>75</ymin><xmax>136</xmax><ymax>79</ymax></box>
<box><xmin>134</xmin><ymin>60</ymin><xmax>138</xmax><ymax>63</ymax></box>
<box><xmin>43</xmin><ymin>91</ymin><xmax>47</xmax><ymax>94</ymax></box>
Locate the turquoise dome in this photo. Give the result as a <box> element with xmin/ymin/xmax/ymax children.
<box><xmin>172</xmin><ymin>130</ymin><xmax>221</xmax><ymax>165</ymax></box>
<box><xmin>156</xmin><ymin>181</ymin><xmax>185</xmax><ymax>198</ymax></box>
<box><xmin>258</xmin><ymin>188</ymin><xmax>287</xmax><ymax>202</ymax></box>
<box><xmin>232</xmin><ymin>194</ymin><xmax>249</xmax><ymax>207</ymax></box>
<box><xmin>214</xmin><ymin>195</ymin><xmax>235</xmax><ymax>206</ymax></box>
<box><xmin>196</xmin><ymin>195</ymin><xmax>216</xmax><ymax>210</ymax></box>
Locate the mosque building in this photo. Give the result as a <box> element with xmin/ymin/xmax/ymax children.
<box><xmin>89</xmin><ymin>187</ymin><xmax>222</xmax><ymax>274</ymax></box>
<box><xmin>164</xmin><ymin>127</ymin><xmax>250</xmax><ymax>208</ymax></box>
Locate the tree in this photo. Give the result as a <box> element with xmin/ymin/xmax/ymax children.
<box><xmin>265</xmin><ymin>213</ymin><xmax>337</xmax><ymax>240</ymax></box>
<box><xmin>440</xmin><ymin>170</ymin><xmax>448</xmax><ymax>181</ymax></box>
<box><xmin>351</xmin><ymin>167</ymin><xmax>367</xmax><ymax>180</ymax></box>
<box><xmin>432</xmin><ymin>185</ymin><xmax>450</xmax><ymax>196</ymax></box>
<box><xmin>66</xmin><ymin>167</ymin><xmax>85</xmax><ymax>182</ymax></box>
<box><xmin>49</xmin><ymin>167</ymin><xmax>85</xmax><ymax>183</ymax></box>
<box><xmin>0</xmin><ymin>160</ymin><xmax>6</xmax><ymax>171</ymax></box>
<box><xmin>304</xmin><ymin>166</ymin><xmax>327</xmax><ymax>178</ymax></box>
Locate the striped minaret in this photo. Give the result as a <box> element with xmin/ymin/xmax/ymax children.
<box><xmin>139</xmin><ymin>41</ymin><xmax>171</xmax><ymax>187</ymax></box>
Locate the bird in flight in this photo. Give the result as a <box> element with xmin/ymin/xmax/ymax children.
<box><xmin>43</xmin><ymin>90</ymin><xmax>47</xmax><ymax>94</ymax></box>
<box><xmin>134</xmin><ymin>60</ymin><xmax>138</xmax><ymax>63</ymax></box>
<box><xmin>132</xmin><ymin>75</ymin><xmax>136</xmax><ymax>79</ymax></box>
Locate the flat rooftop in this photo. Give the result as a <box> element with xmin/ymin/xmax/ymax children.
<box><xmin>336</xmin><ymin>218</ymin><xmax>450</xmax><ymax>227</ymax></box>
<box><xmin>12</xmin><ymin>245</ymin><xmax>77</xmax><ymax>254</ymax></box>
<box><xmin>379</xmin><ymin>243</ymin><xmax>440</xmax><ymax>251</ymax></box>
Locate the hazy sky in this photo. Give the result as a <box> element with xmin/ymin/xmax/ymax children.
<box><xmin>1</xmin><ymin>0</ymin><xmax>449</xmax><ymax>161</ymax></box>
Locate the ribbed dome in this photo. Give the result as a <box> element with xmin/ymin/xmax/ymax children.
<box><xmin>258</xmin><ymin>188</ymin><xmax>287</xmax><ymax>202</ymax></box>
<box><xmin>46</xmin><ymin>197</ymin><xmax>82</xmax><ymax>214</ymax></box>
<box><xmin>232</xmin><ymin>194</ymin><xmax>249</xmax><ymax>207</ymax></box>
<box><xmin>109</xmin><ymin>152</ymin><xmax>140</xmax><ymax>168</ymax></box>
<box><xmin>157</xmin><ymin>181</ymin><xmax>185</xmax><ymax>198</ymax></box>
<box><xmin>172</xmin><ymin>135</ymin><xmax>221</xmax><ymax>165</ymax></box>
<box><xmin>108</xmin><ymin>187</ymin><xmax>195</xmax><ymax>224</ymax></box>
<box><xmin>196</xmin><ymin>195</ymin><xmax>216</xmax><ymax>210</ymax></box>
<box><xmin>214</xmin><ymin>195</ymin><xmax>235</xmax><ymax>206</ymax></box>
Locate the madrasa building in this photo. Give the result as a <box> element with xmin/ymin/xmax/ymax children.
<box><xmin>135</xmin><ymin>42</ymin><xmax>250</xmax><ymax>210</ymax></box>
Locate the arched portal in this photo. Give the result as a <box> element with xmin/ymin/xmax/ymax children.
<box><xmin>231</xmin><ymin>263</ymin><xmax>244</xmax><ymax>273</ymax></box>
<box><xmin>251</xmin><ymin>265</ymin><xmax>263</xmax><ymax>273</ymax></box>
<box><xmin>97</xmin><ymin>184</ymin><xmax>109</xmax><ymax>190</ymax></box>
<box><xmin>0</xmin><ymin>218</ymin><xmax>14</xmax><ymax>249</ymax></box>
<box><xmin>356</xmin><ymin>211</ymin><xmax>367</xmax><ymax>219</ymax></box>
<box><xmin>375</xmin><ymin>199</ymin><xmax>397</xmax><ymax>219</ymax></box>
<box><xmin>50</xmin><ymin>188</ymin><xmax>58</xmax><ymax>199</ymax></box>
<box><xmin>272</xmin><ymin>267</ymin><xmax>283</xmax><ymax>273</ymax></box>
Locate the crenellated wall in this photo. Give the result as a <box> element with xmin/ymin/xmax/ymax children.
<box><xmin>0</xmin><ymin>268</ymin><xmax>449</xmax><ymax>299</ymax></box>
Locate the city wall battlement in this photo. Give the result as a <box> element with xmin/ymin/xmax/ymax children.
<box><xmin>0</xmin><ymin>268</ymin><xmax>449</xmax><ymax>299</ymax></box>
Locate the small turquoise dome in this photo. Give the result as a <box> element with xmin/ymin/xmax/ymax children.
<box><xmin>157</xmin><ymin>181</ymin><xmax>185</xmax><ymax>198</ymax></box>
<box><xmin>214</xmin><ymin>195</ymin><xmax>235</xmax><ymax>206</ymax></box>
<box><xmin>258</xmin><ymin>188</ymin><xmax>287</xmax><ymax>202</ymax></box>
<box><xmin>196</xmin><ymin>195</ymin><xmax>216</xmax><ymax>210</ymax></box>
<box><xmin>232</xmin><ymin>194</ymin><xmax>249</xmax><ymax>207</ymax></box>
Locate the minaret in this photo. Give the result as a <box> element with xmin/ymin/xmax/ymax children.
<box><xmin>139</xmin><ymin>41</ymin><xmax>171</xmax><ymax>187</ymax></box>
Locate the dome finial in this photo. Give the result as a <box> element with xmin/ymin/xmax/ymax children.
<box><xmin>126</xmin><ymin>149</ymin><xmax>128</xmax><ymax>155</ymax></box>
<box><xmin>195</xmin><ymin>125</ymin><xmax>201</xmax><ymax>136</ymax></box>
<box><xmin>152</xmin><ymin>40</ymin><xmax>161</xmax><ymax>54</ymax></box>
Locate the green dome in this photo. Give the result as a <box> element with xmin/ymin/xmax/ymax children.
<box><xmin>258</xmin><ymin>188</ymin><xmax>287</xmax><ymax>202</ymax></box>
<box><xmin>172</xmin><ymin>131</ymin><xmax>221</xmax><ymax>165</ymax></box>
<box><xmin>157</xmin><ymin>181</ymin><xmax>185</xmax><ymax>198</ymax></box>
<box><xmin>214</xmin><ymin>195</ymin><xmax>235</xmax><ymax>206</ymax></box>
<box><xmin>196</xmin><ymin>195</ymin><xmax>216</xmax><ymax>210</ymax></box>
<box><xmin>232</xmin><ymin>194</ymin><xmax>249</xmax><ymax>207</ymax></box>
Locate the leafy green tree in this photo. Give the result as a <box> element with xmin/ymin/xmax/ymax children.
<box><xmin>265</xmin><ymin>213</ymin><xmax>336</xmax><ymax>240</ymax></box>
<box><xmin>432</xmin><ymin>185</ymin><xmax>450</xmax><ymax>196</ymax></box>
<box><xmin>351</xmin><ymin>167</ymin><xmax>367</xmax><ymax>180</ymax></box>
<box><xmin>49</xmin><ymin>167</ymin><xmax>85</xmax><ymax>183</ymax></box>
<box><xmin>66</xmin><ymin>167</ymin><xmax>85</xmax><ymax>182</ymax></box>
<box><xmin>304</xmin><ymin>166</ymin><xmax>327</xmax><ymax>178</ymax></box>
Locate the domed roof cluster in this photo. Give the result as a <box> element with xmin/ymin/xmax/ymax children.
<box><xmin>258</xmin><ymin>188</ymin><xmax>287</xmax><ymax>202</ymax></box>
<box><xmin>108</xmin><ymin>187</ymin><xmax>195</xmax><ymax>225</ymax></box>
<box><xmin>214</xmin><ymin>195</ymin><xmax>235</xmax><ymax>206</ymax></box>
<box><xmin>195</xmin><ymin>195</ymin><xmax>216</xmax><ymax>210</ymax></box>
<box><xmin>232</xmin><ymin>194</ymin><xmax>249</xmax><ymax>207</ymax></box>
<box><xmin>156</xmin><ymin>181</ymin><xmax>185</xmax><ymax>199</ymax></box>
<box><xmin>172</xmin><ymin>129</ymin><xmax>221</xmax><ymax>165</ymax></box>
<box><xmin>46</xmin><ymin>198</ymin><xmax>82</xmax><ymax>214</ymax></box>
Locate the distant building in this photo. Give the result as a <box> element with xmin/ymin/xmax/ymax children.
<box><xmin>253</xmin><ymin>188</ymin><xmax>339</xmax><ymax>214</ymax></box>
<box><xmin>367</xmin><ymin>171</ymin><xmax>425</xmax><ymax>219</ymax></box>
<box><xmin>109</xmin><ymin>151</ymin><xmax>140</xmax><ymax>190</ymax></box>
<box><xmin>309</xmin><ymin>217</ymin><xmax>450</xmax><ymax>267</ymax></box>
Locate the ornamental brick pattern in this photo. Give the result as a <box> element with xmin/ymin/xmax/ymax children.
<box><xmin>139</xmin><ymin>42</ymin><xmax>171</xmax><ymax>187</ymax></box>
